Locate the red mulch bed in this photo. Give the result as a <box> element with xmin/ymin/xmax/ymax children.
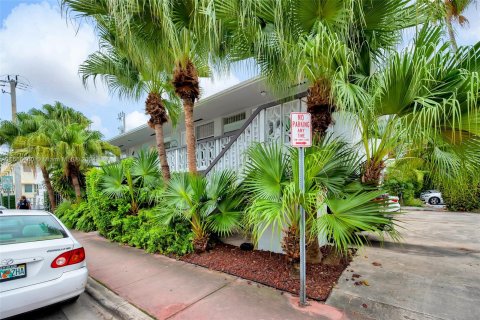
<box><xmin>180</xmin><ymin>243</ymin><xmax>351</xmax><ymax>301</ymax></box>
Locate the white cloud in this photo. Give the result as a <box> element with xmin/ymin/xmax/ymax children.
<box><xmin>125</xmin><ymin>110</ymin><xmax>149</xmax><ymax>131</ymax></box>
<box><xmin>199</xmin><ymin>73</ymin><xmax>241</xmax><ymax>99</ymax></box>
<box><xmin>90</xmin><ymin>115</ymin><xmax>110</xmax><ymax>136</ymax></box>
<box><xmin>0</xmin><ymin>2</ymin><xmax>109</xmax><ymax>108</ymax></box>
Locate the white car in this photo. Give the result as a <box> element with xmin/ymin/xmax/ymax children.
<box><xmin>375</xmin><ymin>194</ymin><xmax>401</xmax><ymax>212</ymax></box>
<box><xmin>420</xmin><ymin>190</ymin><xmax>444</xmax><ymax>205</ymax></box>
<box><xmin>0</xmin><ymin>210</ymin><xmax>88</xmax><ymax>319</ymax></box>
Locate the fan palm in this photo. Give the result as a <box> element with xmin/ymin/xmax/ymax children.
<box><xmin>159</xmin><ymin>170</ymin><xmax>244</xmax><ymax>252</ymax></box>
<box><xmin>243</xmin><ymin>140</ymin><xmax>396</xmax><ymax>261</ymax></box>
<box><xmin>78</xmin><ymin>15</ymin><xmax>180</xmax><ymax>180</ymax></box>
<box><xmin>355</xmin><ymin>25</ymin><xmax>480</xmax><ymax>186</ymax></box>
<box><xmin>211</xmin><ymin>0</ymin><xmax>423</xmax><ymax>136</ymax></box>
<box><xmin>100</xmin><ymin>149</ymin><xmax>162</xmax><ymax>215</ymax></box>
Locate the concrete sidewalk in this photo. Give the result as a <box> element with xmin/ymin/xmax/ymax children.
<box><xmin>326</xmin><ymin>211</ymin><xmax>480</xmax><ymax>320</ymax></box>
<box><xmin>72</xmin><ymin>231</ymin><xmax>346</xmax><ymax>320</ymax></box>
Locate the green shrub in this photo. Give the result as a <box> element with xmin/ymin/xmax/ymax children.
<box><xmin>443</xmin><ymin>187</ymin><xmax>480</xmax><ymax>212</ymax></box>
<box><xmin>65</xmin><ymin>166</ymin><xmax>194</xmax><ymax>256</ymax></box>
<box><xmin>403</xmin><ymin>198</ymin><xmax>423</xmax><ymax>207</ymax></box>
<box><xmin>55</xmin><ymin>200</ymin><xmax>96</xmax><ymax>232</ymax></box>
<box><xmin>105</xmin><ymin>209</ymin><xmax>193</xmax><ymax>256</ymax></box>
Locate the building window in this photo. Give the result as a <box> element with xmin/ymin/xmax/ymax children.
<box><xmin>23</xmin><ymin>164</ymin><xmax>32</xmax><ymax>173</ymax></box>
<box><xmin>195</xmin><ymin>122</ymin><xmax>214</xmax><ymax>140</ymax></box>
<box><xmin>24</xmin><ymin>184</ymin><xmax>33</xmax><ymax>193</ymax></box>
<box><xmin>223</xmin><ymin>112</ymin><xmax>246</xmax><ymax>133</ymax></box>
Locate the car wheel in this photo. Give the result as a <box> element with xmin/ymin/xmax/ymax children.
<box><xmin>428</xmin><ymin>197</ymin><xmax>440</xmax><ymax>205</ymax></box>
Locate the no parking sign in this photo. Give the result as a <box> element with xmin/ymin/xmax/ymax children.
<box><xmin>290</xmin><ymin>112</ymin><xmax>312</xmax><ymax>147</ymax></box>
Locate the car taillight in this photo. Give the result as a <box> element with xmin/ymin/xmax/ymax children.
<box><xmin>51</xmin><ymin>247</ymin><xmax>85</xmax><ymax>268</ymax></box>
<box><xmin>391</xmin><ymin>199</ymin><xmax>398</xmax><ymax>203</ymax></box>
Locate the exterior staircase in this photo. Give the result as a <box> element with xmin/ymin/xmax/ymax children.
<box><xmin>166</xmin><ymin>93</ymin><xmax>307</xmax><ymax>175</ymax></box>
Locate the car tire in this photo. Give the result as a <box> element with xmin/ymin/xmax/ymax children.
<box><xmin>428</xmin><ymin>197</ymin><xmax>441</xmax><ymax>205</ymax></box>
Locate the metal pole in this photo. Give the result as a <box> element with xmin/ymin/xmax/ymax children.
<box><xmin>9</xmin><ymin>79</ymin><xmax>17</xmax><ymax>121</ymax></box>
<box><xmin>10</xmin><ymin>78</ymin><xmax>22</xmax><ymax>204</ymax></box>
<box><xmin>8</xmin><ymin>190</ymin><xmax>10</xmax><ymax>209</ymax></box>
<box><xmin>299</xmin><ymin>147</ymin><xmax>307</xmax><ymax>306</ymax></box>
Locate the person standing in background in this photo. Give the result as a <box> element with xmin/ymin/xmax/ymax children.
<box><xmin>17</xmin><ymin>195</ymin><xmax>31</xmax><ymax>210</ymax></box>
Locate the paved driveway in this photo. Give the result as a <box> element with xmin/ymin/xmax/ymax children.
<box><xmin>327</xmin><ymin>210</ymin><xmax>480</xmax><ymax>320</ymax></box>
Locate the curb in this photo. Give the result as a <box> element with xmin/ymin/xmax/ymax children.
<box><xmin>402</xmin><ymin>206</ymin><xmax>446</xmax><ymax>212</ymax></box>
<box><xmin>85</xmin><ymin>277</ymin><xmax>153</xmax><ymax>320</ymax></box>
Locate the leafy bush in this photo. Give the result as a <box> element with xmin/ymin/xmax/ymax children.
<box><xmin>443</xmin><ymin>187</ymin><xmax>480</xmax><ymax>212</ymax></box>
<box><xmin>67</xmin><ymin>166</ymin><xmax>194</xmax><ymax>256</ymax></box>
<box><xmin>403</xmin><ymin>198</ymin><xmax>423</xmax><ymax>207</ymax></box>
<box><xmin>383</xmin><ymin>162</ymin><xmax>424</xmax><ymax>204</ymax></box>
<box><xmin>107</xmin><ymin>209</ymin><xmax>193</xmax><ymax>255</ymax></box>
<box><xmin>55</xmin><ymin>201</ymin><xmax>96</xmax><ymax>232</ymax></box>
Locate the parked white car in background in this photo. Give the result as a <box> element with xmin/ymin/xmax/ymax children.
<box><xmin>420</xmin><ymin>190</ymin><xmax>444</xmax><ymax>205</ymax></box>
<box><xmin>375</xmin><ymin>194</ymin><xmax>401</xmax><ymax>212</ymax></box>
<box><xmin>0</xmin><ymin>210</ymin><xmax>88</xmax><ymax>319</ymax></box>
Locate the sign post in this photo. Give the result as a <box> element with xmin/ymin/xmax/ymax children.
<box><xmin>290</xmin><ymin>112</ymin><xmax>312</xmax><ymax>306</ymax></box>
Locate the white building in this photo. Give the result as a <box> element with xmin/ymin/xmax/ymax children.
<box><xmin>0</xmin><ymin>163</ymin><xmax>45</xmax><ymax>209</ymax></box>
<box><xmin>107</xmin><ymin>77</ymin><xmax>362</xmax><ymax>252</ymax></box>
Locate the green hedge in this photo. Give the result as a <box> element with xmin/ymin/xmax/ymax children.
<box><xmin>55</xmin><ymin>168</ymin><xmax>193</xmax><ymax>256</ymax></box>
<box><xmin>443</xmin><ymin>187</ymin><xmax>480</xmax><ymax>212</ymax></box>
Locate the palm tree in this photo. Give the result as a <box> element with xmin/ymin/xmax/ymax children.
<box><xmin>243</xmin><ymin>141</ymin><xmax>397</xmax><ymax>262</ymax></box>
<box><xmin>100</xmin><ymin>149</ymin><xmax>163</xmax><ymax>215</ymax></box>
<box><xmin>444</xmin><ymin>0</ymin><xmax>477</xmax><ymax>51</ymax></box>
<box><xmin>49</xmin><ymin>122</ymin><xmax>119</xmax><ymax>202</ymax></box>
<box><xmin>65</xmin><ymin>1</ymin><xmax>212</xmax><ymax>174</ymax></box>
<box><xmin>355</xmin><ymin>25</ymin><xmax>480</xmax><ymax>186</ymax></box>
<box><xmin>79</xmin><ymin>17</ymin><xmax>180</xmax><ymax>180</ymax></box>
<box><xmin>159</xmin><ymin>170</ymin><xmax>244</xmax><ymax>252</ymax></box>
<box><xmin>0</xmin><ymin>112</ymin><xmax>58</xmax><ymax>210</ymax></box>
<box><xmin>212</xmin><ymin>0</ymin><xmax>423</xmax><ymax>136</ymax></box>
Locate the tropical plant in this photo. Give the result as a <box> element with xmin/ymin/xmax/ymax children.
<box><xmin>78</xmin><ymin>16</ymin><xmax>181</xmax><ymax>180</ymax></box>
<box><xmin>243</xmin><ymin>140</ymin><xmax>397</xmax><ymax>262</ymax></box>
<box><xmin>0</xmin><ymin>102</ymin><xmax>91</xmax><ymax>210</ymax></box>
<box><xmin>159</xmin><ymin>170</ymin><xmax>244</xmax><ymax>252</ymax></box>
<box><xmin>99</xmin><ymin>149</ymin><xmax>163</xmax><ymax>215</ymax></box>
<box><xmin>354</xmin><ymin>25</ymin><xmax>480</xmax><ymax>188</ymax></box>
<box><xmin>0</xmin><ymin>112</ymin><xmax>58</xmax><ymax>210</ymax></box>
<box><xmin>212</xmin><ymin>0</ymin><xmax>423</xmax><ymax>136</ymax></box>
<box><xmin>64</xmin><ymin>0</ymin><xmax>212</xmax><ymax>174</ymax></box>
<box><xmin>422</xmin><ymin>0</ymin><xmax>477</xmax><ymax>51</ymax></box>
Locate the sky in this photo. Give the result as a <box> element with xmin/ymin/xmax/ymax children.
<box><xmin>0</xmin><ymin>0</ymin><xmax>479</xmax><ymax>139</ymax></box>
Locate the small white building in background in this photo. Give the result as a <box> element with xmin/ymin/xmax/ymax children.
<box><xmin>0</xmin><ymin>162</ymin><xmax>45</xmax><ymax>209</ymax></box>
<box><xmin>107</xmin><ymin>77</ymin><xmax>363</xmax><ymax>253</ymax></box>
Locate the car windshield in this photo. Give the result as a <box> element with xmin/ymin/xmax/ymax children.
<box><xmin>0</xmin><ymin>215</ymin><xmax>67</xmax><ymax>245</ymax></box>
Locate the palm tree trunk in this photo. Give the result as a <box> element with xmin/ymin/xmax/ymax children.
<box><xmin>70</xmin><ymin>172</ymin><xmax>82</xmax><ymax>202</ymax></box>
<box><xmin>154</xmin><ymin>123</ymin><xmax>171</xmax><ymax>180</ymax></box>
<box><xmin>40</xmin><ymin>165</ymin><xmax>56</xmax><ymax>212</ymax></box>
<box><xmin>184</xmin><ymin>98</ymin><xmax>197</xmax><ymax>174</ymax></box>
<box><xmin>445</xmin><ymin>17</ymin><xmax>458</xmax><ymax>52</ymax></box>
<box><xmin>172</xmin><ymin>60</ymin><xmax>200</xmax><ymax>175</ymax></box>
<box><xmin>307</xmin><ymin>80</ymin><xmax>334</xmax><ymax>138</ymax></box>
<box><xmin>305</xmin><ymin>80</ymin><xmax>334</xmax><ymax>264</ymax></box>
<box><xmin>361</xmin><ymin>159</ymin><xmax>385</xmax><ymax>186</ymax></box>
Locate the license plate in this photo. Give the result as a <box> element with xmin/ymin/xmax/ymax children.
<box><xmin>0</xmin><ymin>264</ymin><xmax>27</xmax><ymax>282</ymax></box>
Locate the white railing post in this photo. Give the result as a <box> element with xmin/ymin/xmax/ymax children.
<box><xmin>259</xmin><ymin>109</ymin><xmax>265</xmax><ymax>143</ymax></box>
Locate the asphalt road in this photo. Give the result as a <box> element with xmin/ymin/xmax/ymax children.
<box><xmin>6</xmin><ymin>292</ymin><xmax>118</xmax><ymax>320</ymax></box>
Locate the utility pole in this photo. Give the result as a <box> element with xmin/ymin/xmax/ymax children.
<box><xmin>9</xmin><ymin>77</ymin><xmax>17</xmax><ymax>121</ymax></box>
<box><xmin>1</xmin><ymin>75</ymin><xmax>31</xmax><ymax>204</ymax></box>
